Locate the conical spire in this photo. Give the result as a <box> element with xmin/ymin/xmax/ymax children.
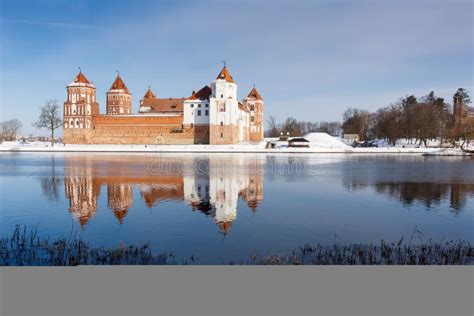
<box><xmin>74</xmin><ymin>70</ymin><xmax>91</xmax><ymax>84</ymax></box>
<box><xmin>109</xmin><ymin>74</ymin><xmax>130</xmax><ymax>94</ymax></box>
<box><xmin>216</xmin><ymin>65</ymin><xmax>234</xmax><ymax>83</ymax></box>
<box><xmin>113</xmin><ymin>208</ymin><xmax>128</xmax><ymax>224</ymax></box>
<box><xmin>217</xmin><ymin>221</ymin><xmax>233</xmax><ymax>235</ymax></box>
<box><xmin>247</xmin><ymin>86</ymin><xmax>262</xmax><ymax>100</ymax></box>
<box><xmin>143</xmin><ymin>86</ymin><xmax>156</xmax><ymax>99</ymax></box>
<box><xmin>68</xmin><ymin>69</ymin><xmax>95</xmax><ymax>88</ymax></box>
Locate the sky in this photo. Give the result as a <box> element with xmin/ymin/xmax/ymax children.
<box><xmin>0</xmin><ymin>0</ymin><xmax>472</xmax><ymax>135</ymax></box>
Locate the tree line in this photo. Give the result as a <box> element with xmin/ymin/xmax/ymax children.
<box><xmin>266</xmin><ymin>116</ymin><xmax>341</xmax><ymax>137</ymax></box>
<box><xmin>341</xmin><ymin>88</ymin><xmax>473</xmax><ymax>146</ymax></box>
<box><xmin>1</xmin><ymin>99</ymin><xmax>62</xmax><ymax>146</ymax></box>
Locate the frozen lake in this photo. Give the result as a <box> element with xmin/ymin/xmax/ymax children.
<box><xmin>0</xmin><ymin>152</ymin><xmax>473</xmax><ymax>263</ymax></box>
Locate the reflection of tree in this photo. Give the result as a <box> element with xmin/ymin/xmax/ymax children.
<box><xmin>374</xmin><ymin>183</ymin><xmax>448</xmax><ymax>208</ymax></box>
<box><xmin>40</xmin><ymin>177</ymin><xmax>63</xmax><ymax>201</ymax></box>
<box><xmin>449</xmin><ymin>184</ymin><xmax>473</xmax><ymax>213</ymax></box>
<box><xmin>346</xmin><ymin>181</ymin><xmax>474</xmax><ymax>213</ymax></box>
<box><xmin>39</xmin><ymin>156</ymin><xmax>63</xmax><ymax>201</ymax></box>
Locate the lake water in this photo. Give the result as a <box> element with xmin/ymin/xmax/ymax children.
<box><xmin>0</xmin><ymin>152</ymin><xmax>473</xmax><ymax>263</ymax></box>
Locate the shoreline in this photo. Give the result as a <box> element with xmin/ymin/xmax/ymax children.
<box><xmin>0</xmin><ymin>144</ymin><xmax>444</xmax><ymax>154</ymax></box>
<box><xmin>2</xmin><ymin>226</ymin><xmax>472</xmax><ymax>265</ymax></box>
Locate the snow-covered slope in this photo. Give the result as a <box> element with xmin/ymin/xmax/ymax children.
<box><xmin>303</xmin><ymin>133</ymin><xmax>350</xmax><ymax>149</ymax></box>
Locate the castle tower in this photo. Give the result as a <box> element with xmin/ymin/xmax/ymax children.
<box><xmin>64</xmin><ymin>155</ymin><xmax>101</xmax><ymax>227</ymax></box>
<box><xmin>138</xmin><ymin>87</ymin><xmax>156</xmax><ymax>113</ymax></box>
<box><xmin>243</xmin><ymin>86</ymin><xmax>264</xmax><ymax>141</ymax></box>
<box><xmin>106</xmin><ymin>73</ymin><xmax>132</xmax><ymax>115</ymax></box>
<box><xmin>63</xmin><ymin>70</ymin><xmax>99</xmax><ymax>143</ymax></box>
<box><xmin>107</xmin><ymin>184</ymin><xmax>133</xmax><ymax>224</ymax></box>
<box><xmin>209</xmin><ymin>65</ymin><xmax>240</xmax><ymax>144</ymax></box>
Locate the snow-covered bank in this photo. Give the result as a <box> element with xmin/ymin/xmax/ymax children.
<box><xmin>423</xmin><ymin>148</ymin><xmax>473</xmax><ymax>156</ymax></box>
<box><xmin>0</xmin><ymin>141</ymin><xmax>441</xmax><ymax>154</ymax></box>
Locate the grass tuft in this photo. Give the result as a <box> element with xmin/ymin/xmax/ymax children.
<box><xmin>1</xmin><ymin>225</ymin><xmax>472</xmax><ymax>266</ymax></box>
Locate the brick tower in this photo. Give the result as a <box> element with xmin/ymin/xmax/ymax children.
<box><xmin>106</xmin><ymin>73</ymin><xmax>132</xmax><ymax>115</ymax></box>
<box><xmin>244</xmin><ymin>86</ymin><xmax>264</xmax><ymax>141</ymax></box>
<box><xmin>63</xmin><ymin>70</ymin><xmax>99</xmax><ymax>143</ymax></box>
<box><xmin>209</xmin><ymin>65</ymin><xmax>239</xmax><ymax>144</ymax></box>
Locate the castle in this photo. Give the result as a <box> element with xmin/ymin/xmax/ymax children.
<box><xmin>63</xmin><ymin>65</ymin><xmax>264</xmax><ymax>145</ymax></box>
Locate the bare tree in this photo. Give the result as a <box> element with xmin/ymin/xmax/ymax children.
<box><xmin>33</xmin><ymin>100</ymin><xmax>63</xmax><ymax>146</ymax></box>
<box><xmin>1</xmin><ymin>119</ymin><xmax>23</xmax><ymax>141</ymax></box>
<box><xmin>266</xmin><ymin>116</ymin><xmax>280</xmax><ymax>137</ymax></box>
<box><xmin>342</xmin><ymin>108</ymin><xmax>373</xmax><ymax>140</ymax></box>
<box><xmin>282</xmin><ymin>117</ymin><xmax>303</xmax><ymax>136</ymax></box>
<box><xmin>372</xmin><ymin>105</ymin><xmax>402</xmax><ymax>146</ymax></box>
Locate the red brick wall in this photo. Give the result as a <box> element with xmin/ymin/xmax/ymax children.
<box><xmin>63</xmin><ymin>114</ymin><xmax>211</xmax><ymax>145</ymax></box>
<box><xmin>209</xmin><ymin>125</ymin><xmax>239</xmax><ymax>144</ymax></box>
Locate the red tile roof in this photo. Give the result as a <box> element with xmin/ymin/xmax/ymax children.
<box><xmin>68</xmin><ymin>70</ymin><xmax>95</xmax><ymax>88</ymax></box>
<box><xmin>187</xmin><ymin>85</ymin><xmax>212</xmax><ymax>100</ymax></box>
<box><xmin>143</xmin><ymin>87</ymin><xmax>156</xmax><ymax>99</ymax></box>
<box><xmin>74</xmin><ymin>71</ymin><xmax>91</xmax><ymax>84</ymax></box>
<box><xmin>109</xmin><ymin>75</ymin><xmax>130</xmax><ymax>94</ymax></box>
<box><xmin>217</xmin><ymin>221</ymin><xmax>232</xmax><ymax>234</ymax></box>
<box><xmin>247</xmin><ymin>87</ymin><xmax>262</xmax><ymax>100</ymax></box>
<box><xmin>216</xmin><ymin>66</ymin><xmax>234</xmax><ymax>83</ymax></box>
<box><xmin>141</xmin><ymin>98</ymin><xmax>184</xmax><ymax>112</ymax></box>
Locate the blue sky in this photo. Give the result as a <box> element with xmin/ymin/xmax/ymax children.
<box><xmin>0</xmin><ymin>0</ymin><xmax>472</xmax><ymax>135</ymax></box>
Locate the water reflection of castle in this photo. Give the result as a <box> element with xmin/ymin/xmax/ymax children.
<box><xmin>64</xmin><ymin>155</ymin><xmax>264</xmax><ymax>233</ymax></box>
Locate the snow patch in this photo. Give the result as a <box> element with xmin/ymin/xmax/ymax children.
<box><xmin>303</xmin><ymin>133</ymin><xmax>350</xmax><ymax>149</ymax></box>
<box><xmin>424</xmin><ymin>148</ymin><xmax>473</xmax><ymax>156</ymax></box>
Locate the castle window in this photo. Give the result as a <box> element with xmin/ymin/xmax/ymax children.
<box><xmin>220</xmin><ymin>122</ymin><xmax>223</xmax><ymax>126</ymax></box>
<box><xmin>251</xmin><ymin>116</ymin><xmax>255</xmax><ymax>122</ymax></box>
<box><xmin>198</xmin><ymin>104</ymin><xmax>201</xmax><ymax>108</ymax></box>
<box><xmin>220</xmin><ymin>94</ymin><xmax>224</xmax><ymax>98</ymax></box>
<box><xmin>191</xmin><ymin>104</ymin><xmax>194</xmax><ymax>108</ymax></box>
<box><xmin>250</xmin><ymin>105</ymin><xmax>255</xmax><ymax>111</ymax></box>
<box><xmin>205</xmin><ymin>104</ymin><xmax>208</xmax><ymax>108</ymax></box>
<box><xmin>219</xmin><ymin>104</ymin><xmax>225</xmax><ymax>112</ymax></box>
<box><xmin>76</xmin><ymin>121</ymin><xmax>79</xmax><ymax>126</ymax></box>
<box><xmin>220</xmin><ymin>133</ymin><xmax>223</xmax><ymax>138</ymax></box>
<box><xmin>191</xmin><ymin>123</ymin><xmax>194</xmax><ymax>128</ymax></box>
<box><xmin>205</xmin><ymin>110</ymin><xmax>209</xmax><ymax>116</ymax></box>
<box><xmin>197</xmin><ymin>110</ymin><xmax>201</xmax><ymax>116</ymax></box>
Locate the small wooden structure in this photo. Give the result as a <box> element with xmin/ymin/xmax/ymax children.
<box><xmin>288</xmin><ymin>137</ymin><xmax>310</xmax><ymax>148</ymax></box>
